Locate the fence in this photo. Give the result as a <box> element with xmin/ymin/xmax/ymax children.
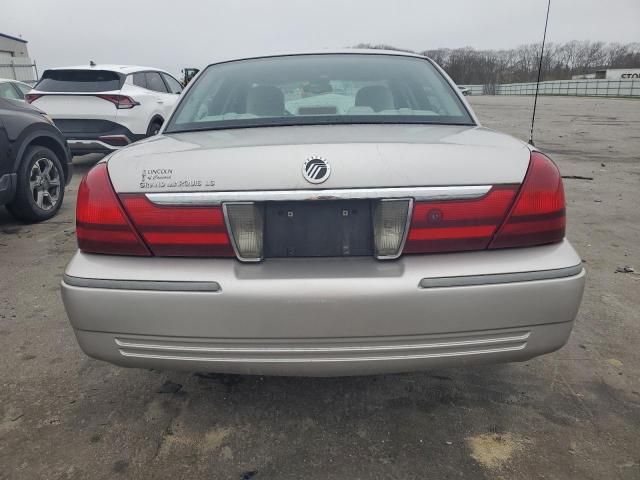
<box><xmin>495</xmin><ymin>79</ymin><xmax>640</xmax><ymax>97</ymax></box>
<box><xmin>0</xmin><ymin>58</ymin><xmax>38</xmax><ymax>83</ymax></box>
<box><xmin>459</xmin><ymin>79</ymin><xmax>640</xmax><ymax>97</ymax></box>
<box><xmin>459</xmin><ymin>84</ymin><xmax>485</xmax><ymax>95</ymax></box>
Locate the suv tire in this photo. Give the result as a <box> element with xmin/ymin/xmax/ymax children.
<box><xmin>7</xmin><ymin>145</ymin><xmax>65</xmax><ymax>223</ymax></box>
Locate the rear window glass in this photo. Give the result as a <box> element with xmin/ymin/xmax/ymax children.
<box><xmin>36</xmin><ymin>70</ymin><xmax>123</xmax><ymax>92</ymax></box>
<box><xmin>0</xmin><ymin>82</ymin><xmax>21</xmax><ymax>100</ymax></box>
<box><xmin>167</xmin><ymin>54</ymin><xmax>473</xmax><ymax>133</ymax></box>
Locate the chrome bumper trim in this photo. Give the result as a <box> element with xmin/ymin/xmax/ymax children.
<box><xmin>62</xmin><ymin>275</ymin><xmax>221</xmax><ymax>292</ymax></box>
<box><xmin>114</xmin><ymin>331</ymin><xmax>531</xmax><ymax>354</ymax></box>
<box><xmin>419</xmin><ymin>265</ymin><xmax>584</xmax><ymax>289</ymax></box>
<box><xmin>114</xmin><ymin>329</ymin><xmax>530</xmax><ymax>363</ymax></box>
<box><xmin>117</xmin><ymin>345</ymin><xmax>527</xmax><ymax>363</ymax></box>
<box><xmin>145</xmin><ymin>185</ymin><xmax>492</xmax><ymax>206</ymax></box>
<box><xmin>67</xmin><ymin>139</ymin><xmax>121</xmax><ymax>151</ymax></box>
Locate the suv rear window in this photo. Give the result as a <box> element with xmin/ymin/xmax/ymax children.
<box><xmin>36</xmin><ymin>70</ymin><xmax>124</xmax><ymax>92</ymax></box>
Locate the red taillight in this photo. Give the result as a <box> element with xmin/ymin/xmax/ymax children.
<box><xmin>25</xmin><ymin>93</ymin><xmax>43</xmax><ymax>103</ymax></box>
<box><xmin>96</xmin><ymin>94</ymin><xmax>139</xmax><ymax>109</ymax></box>
<box><xmin>76</xmin><ymin>163</ymin><xmax>150</xmax><ymax>256</ymax></box>
<box><xmin>119</xmin><ymin>195</ymin><xmax>235</xmax><ymax>257</ymax></box>
<box><xmin>403</xmin><ymin>186</ymin><xmax>518</xmax><ymax>254</ymax></box>
<box><xmin>489</xmin><ymin>151</ymin><xmax>565</xmax><ymax>249</ymax></box>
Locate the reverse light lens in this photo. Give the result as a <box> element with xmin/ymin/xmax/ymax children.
<box><xmin>76</xmin><ymin>163</ymin><xmax>150</xmax><ymax>256</ymax></box>
<box><xmin>224</xmin><ymin>203</ymin><xmax>264</xmax><ymax>261</ymax></box>
<box><xmin>373</xmin><ymin>199</ymin><xmax>411</xmax><ymax>258</ymax></box>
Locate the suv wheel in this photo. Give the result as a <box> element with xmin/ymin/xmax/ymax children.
<box><xmin>147</xmin><ymin>119</ymin><xmax>163</xmax><ymax>136</ymax></box>
<box><xmin>7</xmin><ymin>145</ymin><xmax>65</xmax><ymax>222</ymax></box>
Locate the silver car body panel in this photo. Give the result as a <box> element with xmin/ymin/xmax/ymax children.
<box><xmin>62</xmin><ymin>241</ymin><xmax>585</xmax><ymax>376</ymax></box>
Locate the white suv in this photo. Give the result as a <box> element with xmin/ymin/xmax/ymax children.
<box><xmin>26</xmin><ymin>65</ymin><xmax>183</xmax><ymax>154</ymax></box>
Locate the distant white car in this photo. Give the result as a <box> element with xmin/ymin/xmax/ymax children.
<box><xmin>458</xmin><ymin>85</ymin><xmax>471</xmax><ymax>96</ymax></box>
<box><xmin>26</xmin><ymin>65</ymin><xmax>183</xmax><ymax>154</ymax></box>
<box><xmin>0</xmin><ymin>78</ymin><xmax>33</xmax><ymax>101</ymax></box>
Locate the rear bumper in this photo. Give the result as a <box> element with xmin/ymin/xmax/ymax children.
<box><xmin>67</xmin><ymin>139</ymin><xmax>125</xmax><ymax>154</ymax></box>
<box><xmin>54</xmin><ymin>119</ymin><xmax>145</xmax><ymax>154</ymax></box>
<box><xmin>61</xmin><ymin>240</ymin><xmax>585</xmax><ymax>376</ymax></box>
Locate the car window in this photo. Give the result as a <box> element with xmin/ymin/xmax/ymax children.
<box><xmin>36</xmin><ymin>69</ymin><xmax>123</xmax><ymax>92</ymax></box>
<box><xmin>0</xmin><ymin>82</ymin><xmax>21</xmax><ymax>100</ymax></box>
<box><xmin>145</xmin><ymin>72</ymin><xmax>168</xmax><ymax>93</ymax></box>
<box><xmin>15</xmin><ymin>83</ymin><xmax>32</xmax><ymax>95</ymax></box>
<box><xmin>162</xmin><ymin>73</ymin><xmax>182</xmax><ymax>94</ymax></box>
<box><xmin>167</xmin><ymin>54</ymin><xmax>473</xmax><ymax>133</ymax></box>
<box><xmin>132</xmin><ymin>72</ymin><xmax>147</xmax><ymax>89</ymax></box>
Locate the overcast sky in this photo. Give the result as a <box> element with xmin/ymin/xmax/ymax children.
<box><xmin>3</xmin><ymin>0</ymin><xmax>639</xmax><ymax>75</ymax></box>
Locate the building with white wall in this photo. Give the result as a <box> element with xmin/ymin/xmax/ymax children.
<box><xmin>0</xmin><ymin>32</ymin><xmax>37</xmax><ymax>82</ymax></box>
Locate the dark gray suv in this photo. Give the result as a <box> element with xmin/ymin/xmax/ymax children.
<box><xmin>0</xmin><ymin>97</ymin><xmax>72</xmax><ymax>222</ymax></box>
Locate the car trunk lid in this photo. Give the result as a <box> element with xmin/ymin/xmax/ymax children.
<box><xmin>107</xmin><ymin>124</ymin><xmax>531</xmax><ymax>192</ymax></box>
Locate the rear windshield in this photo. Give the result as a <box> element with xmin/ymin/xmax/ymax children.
<box><xmin>36</xmin><ymin>70</ymin><xmax>124</xmax><ymax>92</ymax></box>
<box><xmin>166</xmin><ymin>54</ymin><xmax>474</xmax><ymax>133</ymax></box>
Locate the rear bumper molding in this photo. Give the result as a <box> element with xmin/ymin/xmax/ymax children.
<box><xmin>62</xmin><ymin>274</ymin><xmax>220</xmax><ymax>292</ymax></box>
<box><xmin>419</xmin><ymin>264</ymin><xmax>583</xmax><ymax>288</ymax></box>
<box><xmin>72</xmin><ymin>322</ymin><xmax>574</xmax><ymax>376</ymax></box>
<box><xmin>63</xmin><ymin>265</ymin><xmax>584</xmax><ymax>292</ymax></box>
<box><xmin>67</xmin><ymin>139</ymin><xmax>123</xmax><ymax>153</ymax></box>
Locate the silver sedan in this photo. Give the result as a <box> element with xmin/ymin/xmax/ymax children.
<box><xmin>61</xmin><ymin>51</ymin><xmax>585</xmax><ymax>376</ymax></box>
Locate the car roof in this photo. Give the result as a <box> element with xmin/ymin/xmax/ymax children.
<box><xmin>0</xmin><ymin>96</ymin><xmax>43</xmax><ymax>113</ymax></box>
<box><xmin>43</xmin><ymin>65</ymin><xmax>170</xmax><ymax>75</ymax></box>
<box><xmin>0</xmin><ymin>78</ymin><xmax>31</xmax><ymax>85</ymax></box>
<box><xmin>204</xmin><ymin>49</ymin><xmax>429</xmax><ymax>67</ymax></box>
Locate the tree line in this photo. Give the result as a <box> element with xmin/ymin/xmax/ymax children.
<box><xmin>354</xmin><ymin>41</ymin><xmax>640</xmax><ymax>85</ymax></box>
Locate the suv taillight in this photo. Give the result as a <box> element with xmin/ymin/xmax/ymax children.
<box><xmin>489</xmin><ymin>151</ymin><xmax>565</xmax><ymax>249</ymax></box>
<box><xmin>76</xmin><ymin>163</ymin><xmax>150</xmax><ymax>256</ymax></box>
<box><xmin>96</xmin><ymin>94</ymin><xmax>139</xmax><ymax>109</ymax></box>
<box><xmin>25</xmin><ymin>93</ymin><xmax>43</xmax><ymax>103</ymax></box>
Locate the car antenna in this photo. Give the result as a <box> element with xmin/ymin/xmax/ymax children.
<box><xmin>528</xmin><ymin>0</ymin><xmax>551</xmax><ymax>147</ymax></box>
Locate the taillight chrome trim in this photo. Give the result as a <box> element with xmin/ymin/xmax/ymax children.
<box><xmin>146</xmin><ymin>185</ymin><xmax>492</xmax><ymax>206</ymax></box>
<box><xmin>222</xmin><ymin>202</ymin><xmax>263</xmax><ymax>263</ymax></box>
<box><xmin>374</xmin><ymin>198</ymin><xmax>414</xmax><ymax>260</ymax></box>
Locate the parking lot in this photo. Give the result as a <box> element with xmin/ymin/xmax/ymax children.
<box><xmin>1</xmin><ymin>95</ymin><xmax>639</xmax><ymax>479</ymax></box>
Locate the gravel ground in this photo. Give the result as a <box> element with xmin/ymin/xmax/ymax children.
<box><xmin>1</xmin><ymin>95</ymin><xmax>639</xmax><ymax>480</ymax></box>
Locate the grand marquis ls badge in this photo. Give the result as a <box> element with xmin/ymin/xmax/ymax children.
<box><xmin>302</xmin><ymin>157</ymin><xmax>331</xmax><ymax>184</ymax></box>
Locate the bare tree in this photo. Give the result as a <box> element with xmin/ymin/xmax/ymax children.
<box><xmin>356</xmin><ymin>41</ymin><xmax>640</xmax><ymax>84</ymax></box>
